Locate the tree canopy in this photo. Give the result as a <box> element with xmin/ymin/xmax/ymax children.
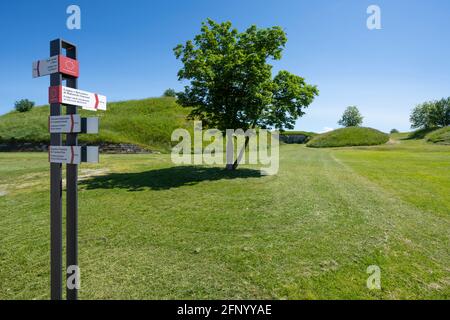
<box><xmin>410</xmin><ymin>97</ymin><xmax>450</xmax><ymax>129</ymax></box>
<box><xmin>174</xmin><ymin>19</ymin><xmax>319</xmax><ymax>132</ymax></box>
<box><xmin>338</xmin><ymin>106</ymin><xmax>363</xmax><ymax>127</ymax></box>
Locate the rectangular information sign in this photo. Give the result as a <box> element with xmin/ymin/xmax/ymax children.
<box><xmin>49</xmin><ymin>146</ymin><xmax>81</xmax><ymax>164</ymax></box>
<box><xmin>33</xmin><ymin>55</ymin><xmax>79</xmax><ymax>78</ymax></box>
<box><xmin>49</xmin><ymin>116</ymin><xmax>99</xmax><ymax>134</ymax></box>
<box><xmin>49</xmin><ymin>146</ymin><xmax>99</xmax><ymax>164</ymax></box>
<box><xmin>49</xmin><ymin>86</ymin><xmax>107</xmax><ymax>111</ymax></box>
<box><xmin>49</xmin><ymin>115</ymin><xmax>81</xmax><ymax>133</ymax></box>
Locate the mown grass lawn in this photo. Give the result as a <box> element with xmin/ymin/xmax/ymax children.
<box><xmin>0</xmin><ymin>139</ymin><xmax>448</xmax><ymax>299</ymax></box>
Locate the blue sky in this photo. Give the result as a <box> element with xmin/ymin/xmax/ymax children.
<box><xmin>0</xmin><ymin>0</ymin><xmax>449</xmax><ymax>132</ymax></box>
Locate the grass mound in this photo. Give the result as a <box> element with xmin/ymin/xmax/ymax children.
<box><xmin>280</xmin><ymin>130</ymin><xmax>317</xmax><ymax>137</ymax></box>
<box><xmin>306</xmin><ymin>127</ymin><xmax>389</xmax><ymax>148</ymax></box>
<box><xmin>406</xmin><ymin>127</ymin><xmax>438</xmax><ymax>140</ymax></box>
<box><xmin>0</xmin><ymin>97</ymin><xmax>191</xmax><ymax>152</ymax></box>
<box><xmin>425</xmin><ymin>126</ymin><xmax>450</xmax><ymax>145</ymax></box>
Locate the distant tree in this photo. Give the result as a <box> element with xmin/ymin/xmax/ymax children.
<box><xmin>14</xmin><ymin>99</ymin><xmax>35</xmax><ymax>112</ymax></box>
<box><xmin>430</xmin><ymin>97</ymin><xmax>450</xmax><ymax>127</ymax></box>
<box><xmin>390</xmin><ymin>129</ymin><xmax>399</xmax><ymax>134</ymax></box>
<box><xmin>410</xmin><ymin>102</ymin><xmax>433</xmax><ymax>129</ymax></box>
<box><xmin>174</xmin><ymin>19</ymin><xmax>319</xmax><ymax>169</ymax></box>
<box><xmin>410</xmin><ymin>98</ymin><xmax>450</xmax><ymax>129</ymax></box>
<box><xmin>338</xmin><ymin>106</ymin><xmax>363</xmax><ymax>127</ymax></box>
<box><xmin>163</xmin><ymin>88</ymin><xmax>177</xmax><ymax>97</ymax></box>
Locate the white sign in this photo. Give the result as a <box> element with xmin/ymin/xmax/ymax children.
<box><xmin>49</xmin><ymin>86</ymin><xmax>107</xmax><ymax>111</ymax></box>
<box><xmin>82</xmin><ymin>117</ymin><xmax>99</xmax><ymax>134</ymax></box>
<box><xmin>49</xmin><ymin>146</ymin><xmax>99</xmax><ymax>164</ymax></box>
<box><xmin>49</xmin><ymin>115</ymin><xmax>81</xmax><ymax>133</ymax></box>
<box><xmin>49</xmin><ymin>146</ymin><xmax>81</xmax><ymax>164</ymax></box>
<box><xmin>33</xmin><ymin>55</ymin><xmax>79</xmax><ymax>78</ymax></box>
<box><xmin>49</xmin><ymin>115</ymin><xmax>99</xmax><ymax>134</ymax></box>
<box><xmin>84</xmin><ymin>146</ymin><xmax>99</xmax><ymax>163</ymax></box>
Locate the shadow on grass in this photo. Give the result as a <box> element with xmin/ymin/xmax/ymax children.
<box><xmin>404</xmin><ymin>128</ymin><xmax>438</xmax><ymax>140</ymax></box>
<box><xmin>80</xmin><ymin>165</ymin><xmax>262</xmax><ymax>191</ymax></box>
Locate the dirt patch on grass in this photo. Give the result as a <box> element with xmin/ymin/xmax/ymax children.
<box><xmin>79</xmin><ymin>169</ymin><xmax>110</xmax><ymax>181</ymax></box>
<box><xmin>387</xmin><ymin>138</ymin><xmax>400</xmax><ymax>145</ymax></box>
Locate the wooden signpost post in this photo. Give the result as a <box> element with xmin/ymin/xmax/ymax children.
<box><xmin>33</xmin><ymin>39</ymin><xmax>106</xmax><ymax>300</ymax></box>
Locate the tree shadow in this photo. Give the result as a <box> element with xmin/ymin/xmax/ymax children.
<box><xmin>80</xmin><ymin>166</ymin><xmax>262</xmax><ymax>191</ymax></box>
<box><xmin>403</xmin><ymin>127</ymin><xmax>438</xmax><ymax>140</ymax></box>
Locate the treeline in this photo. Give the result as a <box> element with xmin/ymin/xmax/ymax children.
<box><xmin>410</xmin><ymin>97</ymin><xmax>450</xmax><ymax>129</ymax></box>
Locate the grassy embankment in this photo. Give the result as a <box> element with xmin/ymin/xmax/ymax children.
<box><xmin>0</xmin><ymin>97</ymin><xmax>190</xmax><ymax>152</ymax></box>
<box><xmin>307</xmin><ymin>127</ymin><xmax>389</xmax><ymax>148</ymax></box>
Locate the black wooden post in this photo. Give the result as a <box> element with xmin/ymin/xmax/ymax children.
<box><xmin>40</xmin><ymin>39</ymin><xmax>100</xmax><ymax>300</ymax></box>
<box><xmin>49</xmin><ymin>39</ymin><xmax>63</xmax><ymax>300</ymax></box>
<box><xmin>63</xmin><ymin>41</ymin><xmax>79</xmax><ymax>300</ymax></box>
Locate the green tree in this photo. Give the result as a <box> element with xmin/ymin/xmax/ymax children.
<box><xmin>410</xmin><ymin>98</ymin><xmax>450</xmax><ymax>129</ymax></box>
<box><xmin>14</xmin><ymin>99</ymin><xmax>35</xmax><ymax>113</ymax></box>
<box><xmin>430</xmin><ymin>97</ymin><xmax>450</xmax><ymax>127</ymax></box>
<box><xmin>163</xmin><ymin>88</ymin><xmax>177</xmax><ymax>97</ymax></box>
<box><xmin>338</xmin><ymin>106</ymin><xmax>363</xmax><ymax>127</ymax></box>
<box><xmin>390</xmin><ymin>129</ymin><xmax>399</xmax><ymax>134</ymax></box>
<box><xmin>410</xmin><ymin>102</ymin><xmax>433</xmax><ymax>129</ymax></box>
<box><xmin>174</xmin><ymin>19</ymin><xmax>319</xmax><ymax>169</ymax></box>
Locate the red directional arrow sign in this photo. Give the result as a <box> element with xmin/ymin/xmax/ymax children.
<box><xmin>49</xmin><ymin>86</ymin><xmax>107</xmax><ymax>111</ymax></box>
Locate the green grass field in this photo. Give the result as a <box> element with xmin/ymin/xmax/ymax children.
<box><xmin>0</xmin><ymin>136</ymin><xmax>448</xmax><ymax>299</ymax></box>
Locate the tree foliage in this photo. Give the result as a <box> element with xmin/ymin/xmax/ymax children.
<box><xmin>163</xmin><ymin>88</ymin><xmax>177</xmax><ymax>98</ymax></box>
<box><xmin>338</xmin><ymin>106</ymin><xmax>363</xmax><ymax>127</ymax></box>
<box><xmin>410</xmin><ymin>98</ymin><xmax>450</xmax><ymax>129</ymax></box>
<box><xmin>14</xmin><ymin>99</ymin><xmax>34</xmax><ymax>113</ymax></box>
<box><xmin>174</xmin><ymin>19</ymin><xmax>319</xmax><ymax>132</ymax></box>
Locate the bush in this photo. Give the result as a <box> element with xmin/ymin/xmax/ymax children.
<box><xmin>307</xmin><ymin>127</ymin><xmax>389</xmax><ymax>148</ymax></box>
<box><xmin>163</xmin><ymin>89</ymin><xmax>177</xmax><ymax>98</ymax></box>
<box><xmin>14</xmin><ymin>99</ymin><xmax>35</xmax><ymax>112</ymax></box>
<box><xmin>390</xmin><ymin>129</ymin><xmax>399</xmax><ymax>134</ymax></box>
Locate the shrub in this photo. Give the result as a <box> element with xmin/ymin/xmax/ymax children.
<box><xmin>390</xmin><ymin>129</ymin><xmax>399</xmax><ymax>134</ymax></box>
<box><xmin>14</xmin><ymin>99</ymin><xmax>35</xmax><ymax>112</ymax></box>
<box><xmin>163</xmin><ymin>89</ymin><xmax>177</xmax><ymax>98</ymax></box>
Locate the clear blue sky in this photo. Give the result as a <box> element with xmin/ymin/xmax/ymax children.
<box><xmin>0</xmin><ymin>0</ymin><xmax>449</xmax><ymax>132</ymax></box>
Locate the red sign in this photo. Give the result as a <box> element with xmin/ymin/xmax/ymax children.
<box><xmin>58</xmin><ymin>55</ymin><xmax>79</xmax><ymax>78</ymax></box>
<box><xmin>32</xmin><ymin>55</ymin><xmax>79</xmax><ymax>78</ymax></box>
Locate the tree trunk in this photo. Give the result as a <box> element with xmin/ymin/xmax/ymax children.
<box><xmin>231</xmin><ymin>135</ymin><xmax>250</xmax><ymax>170</ymax></box>
<box><xmin>226</xmin><ymin>121</ymin><xmax>257</xmax><ymax>171</ymax></box>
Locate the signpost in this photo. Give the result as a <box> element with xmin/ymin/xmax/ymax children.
<box><xmin>34</xmin><ymin>39</ymin><xmax>106</xmax><ymax>300</ymax></box>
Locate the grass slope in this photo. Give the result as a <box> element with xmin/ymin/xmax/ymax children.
<box><xmin>0</xmin><ymin>138</ymin><xmax>449</xmax><ymax>299</ymax></box>
<box><xmin>0</xmin><ymin>97</ymin><xmax>190</xmax><ymax>152</ymax></box>
<box><xmin>280</xmin><ymin>130</ymin><xmax>317</xmax><ymax>137</ymax></box>
<box><xmin>307</xmin><ymin>127</ymin><xmax>389</xmax><ymax>148</ymax></box>
<box><xmin>425</xmin><ymin>126</ymin><xmax>450</xmax><ymax>145</ymax></box>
